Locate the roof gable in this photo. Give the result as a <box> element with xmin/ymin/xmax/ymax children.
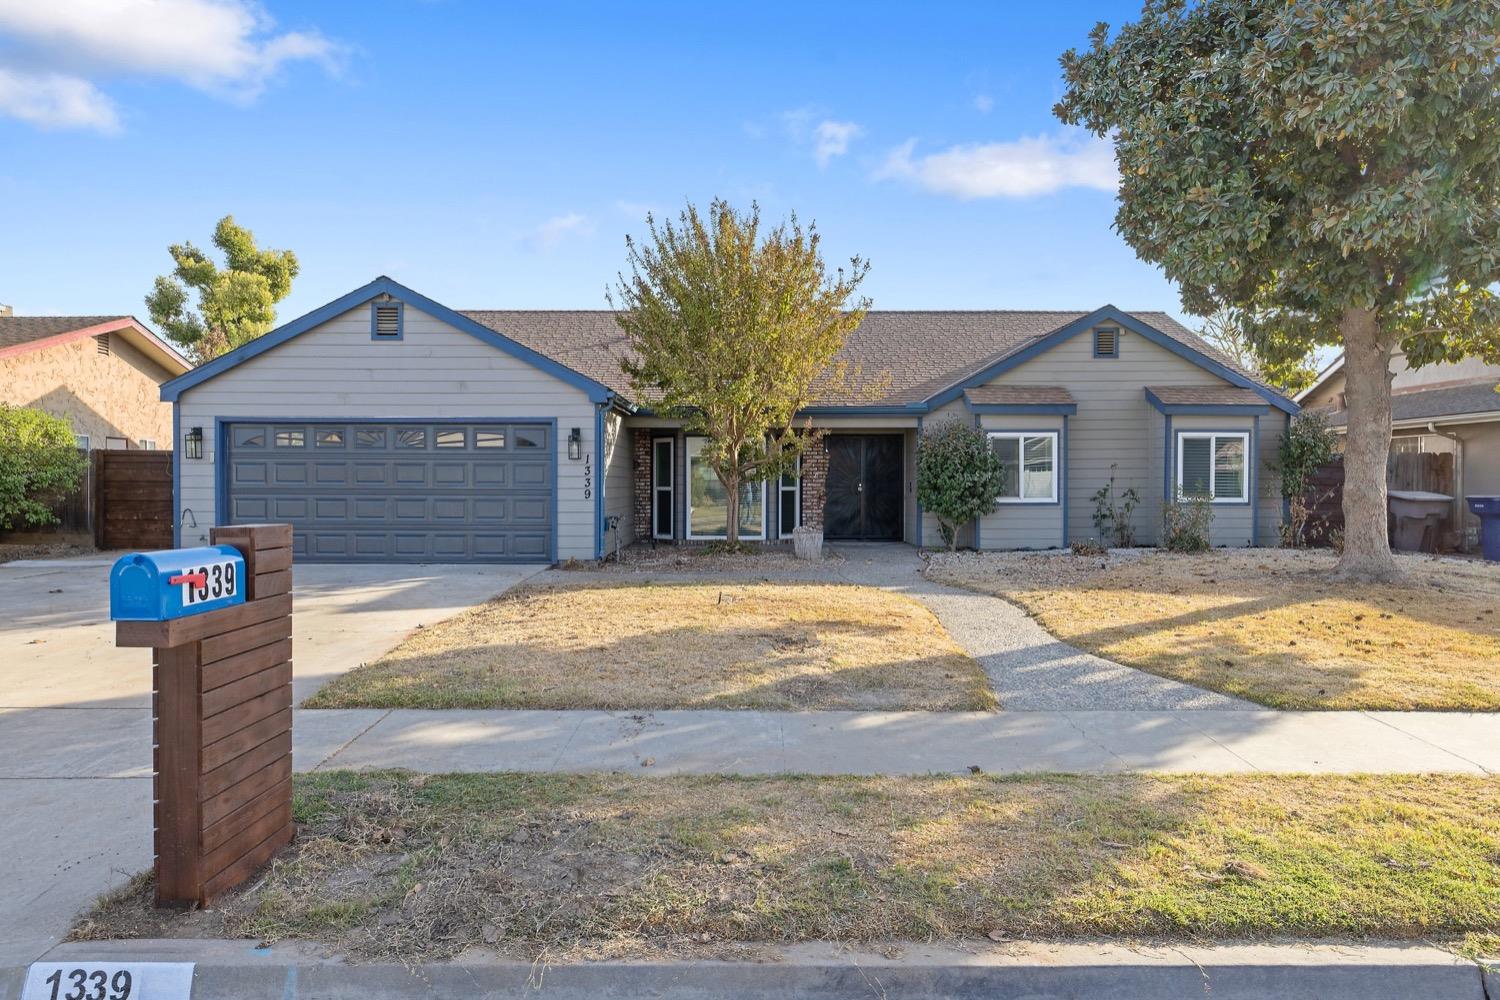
<box><xmin>0</xmin><ymin>315</ymin><xmax>191</xmax><ymax>374</ymax></box>
<box><xmin>160</xmin><ymin>277</ymin><xmax>616</xmax><ymax>403</ymax></box>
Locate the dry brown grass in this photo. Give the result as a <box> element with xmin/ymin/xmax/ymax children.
<box><xmin>927</xmin><ymin>548</ymin><xmax>1500</xmax><ymax>710</ymax></box>
<box><xmin>305</xmin><ymin>580</ymin><xmax>994</xmax><ymax>711</ymax></box>
<box><xmin>72</xmin><ymin>771</ymin><xmax>1500</xmax><ymax>963</ymax></box>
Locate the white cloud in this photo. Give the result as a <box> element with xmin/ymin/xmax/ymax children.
<box><xmin>813</xmin><ymin>119</ymin><xmax>862</xmax><ymax>167</ymax></box>
<box><xmin>875</xmin><ymin>129</ymin><xmax>1118</xmax><ymax>199</ymax></box>
<box><xmin>0</xmin><ymin>0</ymin><xmax>342</xmax><ymax>131</ymax></box>
<box><xmin>0</xmin><ymin>67</ymin><xmax>119</xmax><ymax>132</ymax></box>
<box><xmin>973</xmin><ymin>93</ymin><xmax>995</xmax><ymax>114</ymax></box>
<box><xmin>526</xmin><ymin>213</ymin><xmax>592</xmax><ymax>251</ymax></box>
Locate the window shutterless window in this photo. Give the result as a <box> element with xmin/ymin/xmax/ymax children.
<box><xmin>987</xmin><ymin>432</ymin><xmax>1058</xmax><ymax>502</ymax></box>
<box><xmin>685</xmin><ymin>436</ymin><xmax>765</xmax><ymax>540</ymax></box>
<box><xmin>652</xmin><ymin>437</ymin><xmax>674</xmax><ymax>539</ymax></box>
<box><xmin>778</xmin><ymin>457</ymin><xmax>801</xmax><ymax>538</ymax></box>
<box><xmin>1177</xmin><ymin>432</ymin><xmax>1248</xmax><ymax>502</ymax></box>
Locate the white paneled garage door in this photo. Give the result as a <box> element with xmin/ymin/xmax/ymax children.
<box><xmin>224</xmin><ymin>421</ymin><xmax>554</xmax><ymax>562</ymax></box>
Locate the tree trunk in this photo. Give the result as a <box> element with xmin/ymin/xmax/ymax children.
<box><xmin>723</xmin><ymin>468</ymin><xmax>740</xmax><ymax>547</ymax></box>
<box><xmin>1335</xmin><ymin>306</ymin><xmax>1399</xmax><ymax>581</ymax></box>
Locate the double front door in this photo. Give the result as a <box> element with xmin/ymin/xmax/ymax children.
<box><xmin>823</xmin><ymin>434</ymin><xmax>903</xmax><ymax>540</ymax></box>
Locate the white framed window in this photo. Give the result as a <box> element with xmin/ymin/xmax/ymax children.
<box><xmin>778</xmin><ymin>456</ymin><xmax>801</xmax><ymax>539</ymax></box>
<box><xmin>1177</xmin><ymin>431</ymin><xmax>1248</xmax><ymax>502</ymax></box>
<box><xmin>138</xmin><ymin>439</ymin><xmax>157</xmax><ymax>450</ymax></box>
<box><xmin>685</xmin><ymin>436</ymin><xmax>765</xmax><ymax>540</ymax></box>
<box><xmin>652</xmin><ymin>437</ymin><xmax>674</xmax><ymax>540</ymax></box>
<box><xmin>74</xmin><ymin>434</ymin><xmax>90</xmax><ymax>450</ymax></box>
<box><xmin>988</xmin><ymin>431</ymin><xmax>1058</xmax><ymax>503</ymax></box>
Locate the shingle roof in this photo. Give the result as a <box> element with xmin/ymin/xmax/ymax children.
<box><xmin>0</xmin><ymin>316</ymin><xmax>125</xmax><ymax>350</ymax></box>
<box><xmin>1327</xmin><ymin>380</ymin><xmax>1500</xmax><ymax>427</ymax></box>
<box><xmin>1147</xmin><ymin>385</ymin><xmax>1268</xmax><ymax>407</ymax></box>
<box><xmin>461</xmin><ymin>308</ymin><xmax>1273</xmax><ymax>410</ymax></box>
<box><xmin>963</xmin><ymin>385</ymin><xmax>1076</xmax><ymax>406</ymax></box>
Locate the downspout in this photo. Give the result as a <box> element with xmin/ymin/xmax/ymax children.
<box><xmin>1427</xmin><ymin>422</ymin><xmax>1465</xmax><ymax>549</ymax></box>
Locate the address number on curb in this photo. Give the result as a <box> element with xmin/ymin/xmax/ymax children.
<box><xmin>22</xmin><ymin>962</ymin><xmax>194</xmax><ymax>1000</ymax></box>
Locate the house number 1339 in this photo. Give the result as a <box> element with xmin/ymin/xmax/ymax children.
<box><xmin>583</xmin><ymin>453</ymin><xmax>593</xmax><ymax>500</ymax></box>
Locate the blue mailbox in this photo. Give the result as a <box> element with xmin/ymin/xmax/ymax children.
<box><xmin>110</xmin><ymin>545</ymin><xmax>247</xmax><ymax>622</ymax></box>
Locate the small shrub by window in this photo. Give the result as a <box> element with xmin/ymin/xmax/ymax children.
<box><xmin>1162</xmin><ymin>493</ymin><xmax>1214</xmax><ymax>552</ymax></box>
<box><xmin>916</xmin><ymin>419</ymin><xmax>1004</xmax><ymax>551</ymax></box>
<box><xmin>0</xmin><ymin>404</ymin><xmax>87</xmax><ymax>531</ymax></box>
<box><xmin>1090</xmin><ymin>464</ymin><xmax>1140</xmax><ymax>547</ymax></box>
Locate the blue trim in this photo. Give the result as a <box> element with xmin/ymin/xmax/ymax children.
<box><xmin>973</xmin><ymin>413</ymin><xmax>982</xmax><ymax>549</ymax></box>
<box><xmin>914</xmin><ymin>416</ymin><xmax>923</xmax><ymax>546</ymax></box>
<box><xmin>1162</xmin><ymin>414</ymin><xmax>1174</xmax><ymax>509</ymax></box>
<box><xmin>593</xmin><ymin>405</ymin><xmax>605</xmax><ymax>560</ymax></box>
<box><xmin>924</xmin><ymin>306</ymin><xmax>1299</xmax><ymax>414</ymax></box>
<box><xmin>799</xmin><ymin>404</ymin><xmax>927</xmax><ymax>416</ymax></box>
<box><xmin>171</xmin><ymin>404</ymin><xmax>181</xmax><ymax>547</ymax></box>
<box><xmin>966</xmin><ymin>402</ymin><xmax>1078</xmax><ymax>415</ymax></box>
<box><xmin>211</xmin><ymin>416</ymin><xmax>564</xmax><ymax>564</ymax></box>
<box><xmin>369</xmin><ymin>299</ymin><xmax>404</xmax><ymax>341</ymax></box>
<box><xmin>1251</xmin><ymin>413</ymin><xmax>1261</xmax><ymax>546</ymax></box>
<box><xmin>1173</xmin><ymin>427</ymin><xmax>1254</xmax><ymax>507</ymax></box>
<box><xmin>160</xmin><ymin>276</ymin><xmax>615</xmax><ymax>404</ymax></box>
<box><xmin>1092</xmin><ymin>326</ymin><xmax>1121</xmax><ymax>359</ymax></box>
<box><xmin>1060</xmin><ymin>414</ymin><xmax>1069</xmax><ymax>547</ymax></box>
<box><xmin>1281</xmin><ymin>411</ymin><xmax>1292</xmax><ymax>530</ymax></box>
<box><xmin>1145</xmin><ymin>387</ymin><xmax>1270</xmax><ymax>416</ymax></box>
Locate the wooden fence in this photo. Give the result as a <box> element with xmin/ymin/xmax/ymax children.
<box><xmin>1301</xmin><ymin>451</ymin><xmax>1460</xmax><ymax>551</ymax></box>
<box><xmin>93</xmin><ymin>449</ymin><xmax>173</xmax><ymax>550</ymax></box>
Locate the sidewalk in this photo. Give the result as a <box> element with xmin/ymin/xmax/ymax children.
<box><xmin>9</xmin><ymin>938</ymin><xmax>1493</xmax><ymax>999</ymax></box>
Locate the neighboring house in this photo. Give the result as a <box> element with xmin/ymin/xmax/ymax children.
<box><xmin>158</xmin><ymin>276</ymin><xmax>1298</xmax><ymax>563</ymax></box>
<box><xmin>0</xmin><ymin>309</ymin><xmax>191</xmax><ymax>451</ymax></box>
<box><xmin>1298</xmin><ymin>351</ymin><xmax>1500</xmax><ymax>550</ymax></box>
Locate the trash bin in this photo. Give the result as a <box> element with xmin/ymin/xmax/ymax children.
<box><xmin>1466</xmin><ymin>495</ymin><xmax>1500</xmax><ymax>561</ymax></box>
<box><xmin>1387</xmin><ymin>490</ymin><xmax>1452</xmax><ymax>552</ymax></box>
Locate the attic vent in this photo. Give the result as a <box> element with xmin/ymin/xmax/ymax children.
<box><xmin>372</xmin><ymin>301</ymin><xmax>403</xmax><ymax>339</ymax></box>
<box><xmin>1094</xmin><ymin>327</ymin><xmax>1118</xmax><ymax>358</ymax></box>
<box><xmin>95</xmin><ymin>333</ymin><xmax>111</xmax><ymax>356</ymax></box>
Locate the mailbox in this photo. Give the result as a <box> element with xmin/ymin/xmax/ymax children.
<box><xmin>109</xmin><ymin>545</ymin><xmax>247</xmax><ymax>622</ymax></box>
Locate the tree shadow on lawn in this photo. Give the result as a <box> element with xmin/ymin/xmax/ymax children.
<box><xmin>69</xmin><ymin>770</ymin><xmax>1500</xmax><ymax>964</ymax></box>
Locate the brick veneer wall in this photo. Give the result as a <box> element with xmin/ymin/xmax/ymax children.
<box><xmin>632</xmin><ymin>428</ymin><xmax>653</xmax><ymax>540</ymax></box>
<box><xmin>801</xmin><ymin>434</ymin><xmax>828</xmax><ymax>530</ymax></box>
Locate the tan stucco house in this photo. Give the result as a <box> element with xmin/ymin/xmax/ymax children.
<box><xmin>0</xmin><ymin>310</ymin><xmax>191</xmax><ymax>450</ymax></box>
<box><xmin>158</xmin><ymin>277</ymin><xmax>1298</xmax><ymax>563</ymax></box>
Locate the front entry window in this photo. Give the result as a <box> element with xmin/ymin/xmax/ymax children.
<box><xmin>653</xmin><ymin>437</ymin><xmax>674</xmax><ymax>539</ymax></box>
<box><xmin>686</xmin><ymin>437</ymin><xmax>764</xmax><ymax>540</ymax></box>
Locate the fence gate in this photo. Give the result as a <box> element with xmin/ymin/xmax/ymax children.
<box><xmin>94</xmin><ymin>450</ymin><xmax>174</xmax><ymax>550</ymax></box>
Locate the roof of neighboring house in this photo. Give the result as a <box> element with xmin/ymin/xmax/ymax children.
<box><xmin>0</xmin><ymin>315</ymin><xmax>191</xmax><ymax>374</ymax></box>
<box><xmin>460</xmin><ymin>307</ymin><xmax>1283</xmax><ymax>409</ymax></box>
<box><xmin>1326</xmin><ymin>379</ymin><xmax>1500</xmax><ymax>427</ymax></box>
<box><xmin>963</xmin><ymin>385</ymin><xmax>1077</xmax><ymax>406</ymax></box>
<box><xmin>1146</xmin><ymin>385</ymin><xmax>1268</xmax><ymax>407</ymax></box>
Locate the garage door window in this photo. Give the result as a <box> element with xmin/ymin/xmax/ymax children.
<box><xmin>234</xmin><ymin>427</ymin><xmax>264</xmax><ymax>448</ymax></box>
<box><xmin>396</xmin><ymin>429</ymin><xmax>426</xmax><ymax>448</ymax></box>
<box><xmin>315</xmin><ymin>429</ymin><xmax>345</xmax><ymax>447</ymax></box>
<box><xmin>274</xmin><ymin>429</ymin><xmax>305</xmax><ymax>448</ymax></box>
<box><xmin>476</xmin><ymin>430</ymin><xmax>506</xmax><ymax>448</ymax></box>
<box><xmin>356</xmin><ymin>428</ymin><xmax>385</xmax><ymax>448</ymax></box>
<box><xmin>435</xmin><ymin>429</ymin><xmax>466</xmax><ymax>448</ymax></box>
<box><xmin>515</xmin><ymin>428</ymin><xmax>545</xmax><ymax>448</ymax></box>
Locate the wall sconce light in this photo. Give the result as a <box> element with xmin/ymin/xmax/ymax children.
<box><xmin>567</xmin><ymin>427</ymin><xmax>582</xmax><ymax>460</ymax></box>
<box><xmin>184</xmin><ymin>426</ymin><xmax>203</xmax><ymax>460</ymax></box>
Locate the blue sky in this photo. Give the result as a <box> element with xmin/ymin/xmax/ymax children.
<box><xmin>0</xmin><ymin>1</ymin><xmax>1190</xmax><ymax>329</ymax></box>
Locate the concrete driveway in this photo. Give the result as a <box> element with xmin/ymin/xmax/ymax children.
<box><xmin>0</xmin><ymin>555</ymin><xmax>542</xmax><ymax>965</ymax></box>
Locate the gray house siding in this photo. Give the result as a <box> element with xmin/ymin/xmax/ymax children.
<box><xmin>975</xmin><ymin>411</ymin><xmax>1066</xmax><ymax>549</ymax></box>
<box><xmin>175</xmin><ymin>302</ymin><xmax>600</xmax><ymax>561</ymax></box>
<box><xmin>1167</xmin><ymin>413</ymin><xmax>1282</xmax><ymax>547</ymax></box>
<box><xmin>602</xmin><ymin>409</ymin><xmax>632</xmax><ymax>553</ymax></box>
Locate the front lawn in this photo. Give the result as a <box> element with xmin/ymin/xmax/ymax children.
<box><xmin>73</xmin><ymin>771</ymin><xmax>1500</xmax><ymax>963</ymax></box>
<box><xmin>304</xmin><ymin>580</ymin><xmax>995</xmax><ymax>711</ymax></box>
<box><xmin>926</xmin><ymin>548</ymin><xmax>1500</xmax><ymax>710</ymax></box>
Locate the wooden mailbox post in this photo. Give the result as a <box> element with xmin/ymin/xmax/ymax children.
<box><xmin>115</xmin><ymin>523</ymin><xmax>295</xmax><ymax>906</ymax></box>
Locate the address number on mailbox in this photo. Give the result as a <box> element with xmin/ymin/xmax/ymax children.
<box><xmin>174</xmin><ymin>558</ymin><xmax>238</xmax><ymax>606</ymax></box>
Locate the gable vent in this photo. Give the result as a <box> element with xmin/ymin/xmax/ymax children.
<box><xmin>373</xmin><ymin>303</ymin><xmax>402</xmax><ymax>338</ymax></box>
<box><xmin>1094</xmin><ymin>327</ymin><xmax>1118</xmax><ymax>358</ymax></box>
<box><xmin>95</xmin><ymin>333</ymin><xmax>111</xmax><ymax>356</ymax></box>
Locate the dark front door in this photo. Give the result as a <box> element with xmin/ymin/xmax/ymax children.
<box><xmin>824</xmin><ymin>435</ymin><xmax>903</xmax><ymax>540</ymax></box>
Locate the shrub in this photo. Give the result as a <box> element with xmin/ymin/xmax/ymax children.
<box><xmin>1071</xmin><ymin>539</ymin><xmax>1107</xmax><ymax>557</ymax></box>
<box><xmin>1162</xmin><ymin>494</ymin><xmax>1214</xmax><ymax>553</ymax></box>
<box><xmin>1271</xmin><ymin>411</ymin><xmax>1338</xmax><ymax>547</ymax></box>
<box><xmin>915</xmin><ymin>419</ymin><xmax>1004</xmax><ymax>551</ymax></box>
<box><xmin>1090</xmin><ymin>464</ymin><xmax>1141</xmax><ymax>548</ymax></box>
<box><xmin>0</xmin><ymin>405</ymin><xmax>86</xmax><ymax>530</ymax></box>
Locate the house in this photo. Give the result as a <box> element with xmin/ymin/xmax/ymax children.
<box><xmin>0</xmin><ymin>309</ymin><xmax>191</xmax><ymax>450</ymax></box>
<box><xmin>1298</xmin><ymin>351</ymin><xmax>1500</xmax><ymax>551</ymax></box>
<box><xmin>158</xmin><ymin>276</ymin><xmax>1298</xmax><ymax>563</ymax></box>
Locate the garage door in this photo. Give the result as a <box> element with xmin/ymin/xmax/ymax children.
<box><xmin>224</xmin><ymin>421</ymin><xmax>553</xmax><ymax>562</ymax></box>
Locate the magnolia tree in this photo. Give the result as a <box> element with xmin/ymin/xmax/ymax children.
<box><xmin>147</xmin><ymin>215</ymin><xmax>300</xmax><ymax>364</ymax></box>
<box><xmin>611</xmin><ymin>200</ymin><xmax>872</xmax><ymax>546</ymax></box>
<box><xmin>1057</xmin><ymin>0</ymin><xmax>1500</xmax><ymax>580</ymax></box>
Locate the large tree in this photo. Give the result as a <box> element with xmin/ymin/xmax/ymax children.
<box><xmin>1197</xmin><ymin>308</ymin><xmax>1318</xmax><ymax>397</ymax></box>
<box><xmin>146</xmin><ymin>215</ymin><xmax>300</xmax><ymax>364</ymax></box>
<box><xmin>611</xmin><ymin>200</ymin><xmax>871</xmax><ymax>546</ymax></box>
<box><xmin>1056</xmin><ymin>0</ymin><xmax>1500</xmax><ymax>580</ymax></box>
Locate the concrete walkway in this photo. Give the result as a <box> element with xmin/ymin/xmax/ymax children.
<box><xmin>831</xmin><ymin>542</ymin><xmax>1253</xmax><ymax>710</ymax></box>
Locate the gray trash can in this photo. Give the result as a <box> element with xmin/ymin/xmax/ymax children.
<box><xmin>1466</xmin><ymin>496</ymin><xmax>1500</xmax><ymax>561</ymax></box>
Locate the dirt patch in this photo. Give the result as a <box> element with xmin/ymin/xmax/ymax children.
<box><xmin>927</xmin><ymin>548</ymin><xmax>1500</xmax><ymax>710</ymax></box>
<box><xmin>0</xmin><ymin>540</ymin><xmax>95</xmax><ymax>564</ymax></box>
<box><xmin>71</xmin><ymin>771</ymin><xmax>1500</xmax><ymax>964</ymax></box>
<box><xmin>305</xmin><ymin>580</ymin><xmax>994</xmax><ymax>711</ymax></box>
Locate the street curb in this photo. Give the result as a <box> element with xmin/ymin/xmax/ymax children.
<box><xmin>2</xmin><ymin>939</ymin><xmax>1491</xmax><ymax>999</ymax></box>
